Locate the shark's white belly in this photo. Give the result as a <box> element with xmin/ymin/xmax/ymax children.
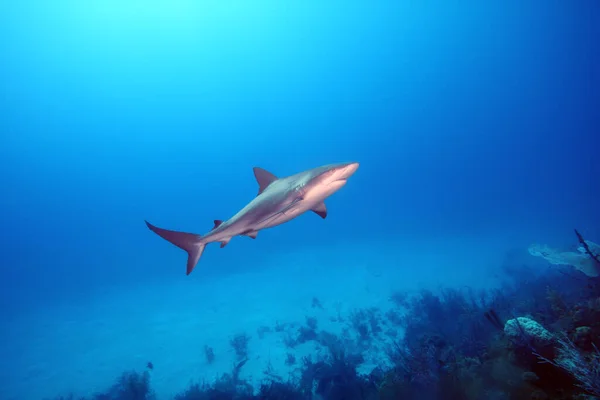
<box><xmin>255</xmin><ymin>204</ymin><xmax>308</xmax><ymax>230</ymax></box>
<box><xmin>257</xmin><ymin>180</ymin><xmax>347</xmax><ymax>230</ymax></box>
<box><xmin>206</xmin><ymin>178</ymin><xmax>348</xmax><ymax>240</ymax></box>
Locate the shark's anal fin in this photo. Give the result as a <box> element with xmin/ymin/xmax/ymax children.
<box><xmin>219</xmin><ymin>237</ymin><xmax>231</xmax><ymax>248</ymax></box>
<box><xmin>242</xmin><ymin>230</ymin><xmax>258</xmax><ymax>239</ymax></box>
<box><xmin>311</xmin><ymin>202</ymin><xmax>327</xmax><ymax>219</ymax></box>
<box><xmin>253</xmin><ymin>167</ymin><xmax>278</xmax><ymax>195</ymax></box>
<box><xmin>212</xmin><ymin>220</ymin><xmax>223</xmax><ymax>230</ymax></box>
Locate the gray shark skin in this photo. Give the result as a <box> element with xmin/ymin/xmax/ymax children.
<box><xmin>145</xmin><ymin>162</ymin><xmax>359</xmax><ymax>275</ymax></box>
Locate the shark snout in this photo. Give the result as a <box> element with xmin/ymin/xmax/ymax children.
<box><xmin>339</xmin><ymin>162</ymin><xmax>359</xmax><ymax>179</ymax></box>
<box><xmin>313</xmin><ymin>162</ymin><xmax>360</xmax><ymax>186</ymax></box>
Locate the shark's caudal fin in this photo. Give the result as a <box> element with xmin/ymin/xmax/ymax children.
<box><xmin>145</xmin><ymin>221</ymin><xmax>206</xmax><ymax>275</ymax></box>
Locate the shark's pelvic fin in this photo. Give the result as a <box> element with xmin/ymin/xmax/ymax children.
<box><xmin>145</xmin><ymin>221</ymin><xmax>206</xmax><ymax>275</ymax></box>
<box><xmin>242</xmin><ymin>230</ymin><xmax>258</xmax><ymax>239</ymax></box>
<box><xmin>311</xmin><ymin>202</ymin><xmax>327</xmax><ymax>219</ymax></box>
<box><xmin>212</xmin><ymin>220</ymin><xmax>223</xmax><ymax>230</ymax></box>
<box><xmin>220</xmin><ymin>238</ymin><xmax>231</xmax><ymax>248</ymax></box>
<box><xmin>253</xmin><ymin>167</ymin><xmax>278</xmax><ymax>195</ymax></box>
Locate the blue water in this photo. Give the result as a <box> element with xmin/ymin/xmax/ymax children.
<box><xmin>0</xmin><ymin>1</ymin><xmax>598</xmax><ymax>399</ymax></box>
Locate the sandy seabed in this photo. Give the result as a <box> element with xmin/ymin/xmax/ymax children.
<box><xmin>0</xmin><ymin>236</ymin><xmax>519</xmax><ymax>400</ymax></box>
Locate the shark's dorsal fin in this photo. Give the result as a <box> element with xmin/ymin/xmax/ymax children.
<box><xmin>253</xmin><ymin>167</ymin><xmax>278</xmax><ymax>195</ymax></box>
<box><xmin>212</xmin><ymin>220</ymin><xmax>223</xmax><ymax>230</ymax></box>
<box><xmin>311</xmin><ymin>202</ymin><xmax>327</xmax><ymax>219</ymax></box>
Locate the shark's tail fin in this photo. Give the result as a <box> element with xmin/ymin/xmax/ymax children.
<box><xmin>145</xmin><ymin>220</ymin><xmax>206</xmax><ymax>275</ymax></box>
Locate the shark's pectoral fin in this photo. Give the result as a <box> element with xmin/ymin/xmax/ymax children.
<box><xmin>242</xmin><ymin>230</ymin><xmax>258</xmax><ymax>239</ymax></box>
<box><xmin>253</xmin><ymin>167</ymin><xmax>278</xmax><ymax>195</ymax></box>
<box><xmin>212</xmin><ymin>220</ymin><xmax>223</xmax><ymax>230</ymax></box>
<box><xmin>311</xmin><ymin>202</ymin><xmax>327</xmax><ymax>219</ymax></box>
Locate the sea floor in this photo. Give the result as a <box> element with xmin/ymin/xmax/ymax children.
<box><xmin>0</xmin><ymin>235</ymin><xmax>532</xmax><ymax>400</ymax></box>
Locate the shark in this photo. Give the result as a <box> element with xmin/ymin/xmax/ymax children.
<box><xmin>145</xmin><ymin>162</ymin><xmax>359</xmax><ymax>275</ymax></box>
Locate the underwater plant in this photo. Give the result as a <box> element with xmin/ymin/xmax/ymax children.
<box><xmin>204</xmin><ymin>345</ymin><xmax>215</xmax><ymax>364</ymax></box>
<box><xmin>54</xmin><ymin>371</ymin><xmax>156</xmax><ymax>400</ymax></box>
<box><xmin>575</xmin><ymin>229</ymin><xmax>600</xmax><ymax>267</ymax></box>
<box><xmin>285</xmin><ymin>352</ymin><xmax>296</xmax><ymax>366</ymax></box>
<box><xmin>230</xmin><ymin>332</ymin><xmax>251</xmax><ymax>361</ymax></box>
<box><xmin>105</xmin><ymin>371</ymin><xmax>155</xmax><ymax>400</ymax></box>
<box><xmin>296</xmin><ymin>316</ymin><xmax>319</xmax><ymax>344</ymax></box>
<box><xmin>46</xmin><ymin>231</ymin><xmax>600</xmax><ymax>400</ymax></box>
<box><xmin>536</xmin><ymin>333</ymin><xmax>600</xmax><ymax>398</ymax></box>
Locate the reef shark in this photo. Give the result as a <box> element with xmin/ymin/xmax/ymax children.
<box><xmin>145</xmin><ymin>162</ymin><xmax>359</xmax><ymax>275</ymax></box>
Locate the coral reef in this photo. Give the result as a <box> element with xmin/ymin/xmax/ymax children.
<box><xmin>48</xmin><ymin>234</ymin><xmax>600</xmax><ymax>400</ymax></box>
<box><xmin>504</xmin><ymin>317</ymin><xmax>554</xmax><ymax>348</ymax></box>
<box><xmin>528</xmin><ymin>233</ymin><xmax>600</xmax><ymax>277</ymax></box>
